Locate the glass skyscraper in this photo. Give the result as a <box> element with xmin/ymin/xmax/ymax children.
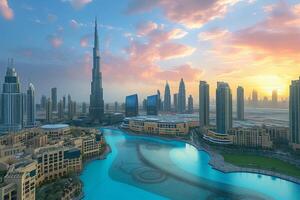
<box><xmin>237</xmin><ymin>86</ymin><xmax>244</xmax><ymax>120</ymax></box>
<box><xmin>26</xmin><ymin>83</ymin><xmax>35</xmax><ymax>127</ymax></box>
<box><xmin>164</xmin><ymin>81</ymin><xmax>171</xmax><ymax>112</ymax></box>
<box><xmin>125</xmin><ymin>94</ymin><xmax>139</xmax><ymax>117</ymax></box>
<box><xmin>178</xmin><ymin>78</ymin><xmax>186</xmax><ymax>113</ymax></box>
<box><xmin>216</xmin><ymin>82</ymin><xmax>232</xmax><ymax>134</ymax></box>
<box><xmin>147</xmin><ymin>95</ymin><xmax>158</xmax><ymax>115</ymax></box>
<box><xmin>290</xmin><ymin>77</ymin><xmax>300</xmax><ymax>149</ymax></box>
<box><xmin>199</xmin><ymin>81</ymin><xmax>209</xmax><ymax>127</ymax></box>
<box><xmin>89</xmin><ymin>18</ymin><xmax>104</xmax><ymax>123</ymax></box>
<box><xmin>0</xmin><ymin>65</ymin><xmax>23</xmax><ymax>132</ymax></box>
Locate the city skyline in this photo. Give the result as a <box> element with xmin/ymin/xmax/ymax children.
<box><xmin>0</xmin><ymin>0</ymin><xmax>299</xmax><ymax>102</ymax></box>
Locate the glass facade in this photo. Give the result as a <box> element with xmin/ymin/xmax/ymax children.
<box><xmin>147</xmin><ymin>95</ymin><xmax>158</xmax><ymax>115</ymax></box>
<box><xmin>125</xmin><ymin>94</ymin><xmax>138</xmax><ymax>117</ymax></box>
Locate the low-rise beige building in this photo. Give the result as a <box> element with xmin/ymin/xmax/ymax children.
<box><xmin>122</xmin><ymin>115</ymin><xmax>199</xmax><ymax>136</ymax></box>
<box><xmin>228</xmin><ymin>127</ymin><xmax>273</xmax><ymax>149</ymax></box>
<box><xmin>33</xmin><ymin>146</ymin><xmax>81</xmax><ymax>186</ymax></box>
<box><xmin>4</xmin><ymin>159</ymin><xmax>37</xmax><ymax>200</ymax></box>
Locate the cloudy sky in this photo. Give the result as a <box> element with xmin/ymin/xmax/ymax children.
<box><xmin>0</xmin><ymin>0</ymin><xmax>299</xmax><ymax>103</ymax></box>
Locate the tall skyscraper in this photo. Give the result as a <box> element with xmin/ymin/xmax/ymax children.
<box><xmin>173</xmin><ymin>93</ymin><xmax>178</xmax><ymax>112</ymax></box>
<box><xmin>164</xmin><ymin>81</ymin><xmax>171</xmax><ymax>112</ymax></box>
<box><xmin>58</xmin><ymin>100</ymin><xmax>64</xmax><ymax>120</ymax></box>
<box><xmin>237</xmin><ymin>86</ymin><xmax>244</xmax><ymax>120</ymax></box>
<box><xmin>272</xmin><ymin>89</ymin><xmax>278</xmax><ymax>106</ymax></box>
<box><xmin>46</xmin><ymin>98</ymin><xmax>52</xmax><ymax>122</ymax></box>
<box><xmin>26</xmin><ymin>83</ymin><xmax>35</xmax><ymax>127</ymax></box>
<box><xmin>199</xmin><ymin>81</ymin><xmax>209</xmax><ymax>127</ymax></box>
<box><xmin>63</xmin><ymin>95</ymin><xmax>66</xmax><ymax>111</ymax></box>
<box><xmin>178</xmin><ymin>78</ymin><xmax>186</xmax><ymax>113</ymax></box>
<box><xmin>216</xmin><ymin>82</ymin><xmax>232</xmax><ymax>134</ymax></box>
<box><xmin>157</xmin><ymin>90</ymin><xmax>162</xmax><ymax>111</ymax></box>
<box><xmin>147</xmin><ymin>95</ymin><xmax>158</xmax><ymax>115</ymax></box>
<box><xmin>188</xmin><ymin>95</ymin><xmax>193</xmax><ymax>114</ymax></box>
<box><xmin>89</xmin><ymin>18</ymin><xmax>104</xmax><ymax>123</ymax></box>
<box><xmin>125</xmin><ymin>94</ymin><xmax>139</xmax><ymax>117</ymax></box>
<box><xmin>289</xmin><ymin>77</ymin><xmax>300</xmax><ymax>148</ymax></box>
<box><xmin>252</xmin><ymin>89</ymin><xmax>258</xmax><ymax>106</ymax></box>
<box><xmin>51</xmin><ymin>87</ymin><xmax>57</xmax><ymax>112</ymax></box>
<box><xmin>114</xmin><ymin>101</ymin><xmax>118</xmax><ymax>113</ymax></box>
<box><xmin>0</xmin><ymin>65</ymin><xmax>23</xmax><ymax>132</ymax></box>
<box><xmin>40</xmin><ymin>95</ymin><xmax>47</xmax><ymax>111</ymax></box>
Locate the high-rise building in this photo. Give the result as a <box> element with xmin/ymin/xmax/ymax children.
<box><xmin>157</xmin><ymin>90</ymin><xmax>162</xmax><ymax>111</ymax></box>
<box><xmin>26</xmin><ymin>83</ymin><xmax>35</xmax><ymax>127</ymax></box>
<box><xmin>40</xmin><ymin>95</ymin><xmax>47</xmax><ymax>111</ymax></box>
<box><xmin>272</xmin><ymin>89</ymin><xmax>278</xmax><ymax>106</ymax></box>
<box><xmin>67</xmin><ymin>94</ymin><xmax>71</xmax><ymax>108</ymax></box>
<box><xmin>147</xmin><ymin>95</ymin><xmax>158</xmax><ymax>115</ymax></box>
<box><xmin>46</xmin><ymin>98</ymin><xmax>52</xmax><ymax>122</ymax></box>
<box><xmin>173</xmin><ymin>93</ymin><xmax>178</xmax><ymax>112</ymax></box>
<box><xmin>252</xmin><ymin>90</ymin><xmax>258</xmax><ymax>106</ymax></box>
<box><xmin>289</xmin><ymin>77</ymin><xmax>300</xmax><ymax>149</ymax></box>
<box><xmin>51</xmin><ymin>87</ymin><xmax>57</xmax><ymax>112</ymax></box>
<box><xmin>188</xmin><ymin>95</ymin><xmax>193</xmax><ymax>114</ymax></box>
<box><xmin>89</xmin><ymin>18</ymin><xmax>104</xmax><ymax>123</ymax></box>
<box><xmin>125</xmin><ymin>94</ymin><xmax>138</xmax><ymax>117</ymax></box>
<box><xmin>178</xmin><ymin>78</ymin><xmax>186</xmax><ymax>113</ymax></box>
<box><xmin>82</xmin><ymin>102</ymin><xmax>87</xmax><ymax>114</ymax></box>
<box><xmin>114</xmin><ymin>101</ymin><xmax>118</xmax><ymax>113</ymax></box>
<box><xmin>68</xmin><ymin>100</ymin><xmax>76</xmax><ymax>120</ymax></box>
<box><xmin>58</xmin><ymin>100</ymin><xmax>64</xmax><ymax>120</ymax></box>
<box><xmin>216</xmin><ymin>82</ymin><xmax>232</xmax><ymax>134</ymax></box>
<box><xmin>63</xmin><ymin>95</ymin><xmax>66</xmax><ymax>111</ymax></box>
<box><xmin>199</xmin><ymin>81</ymin><xmax>209</xmax><ymax>127</ymax></box>
<box><xmin>0</xmin><ymin>65</ymin><xmax>23</xmax><ymax>132</ymax></box>
<box><xmin>164</xmin><ymin>81</ymin><xmax>171</xmax><ymax>112</ymax></box>
<box><xmin>237</xmin><ymin>86</ymin><xmax>244</xmax><ymax>120</ymax></box>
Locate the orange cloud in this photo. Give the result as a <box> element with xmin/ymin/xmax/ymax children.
<box><xmin>0</xmin><ymin>0</ymin><xmax>13</xmax><ymax>20</ymax></box>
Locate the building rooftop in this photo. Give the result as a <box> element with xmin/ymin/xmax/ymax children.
<box><xmin>41</xmin><ymin>124</ymin><xmax>69</xmax><ymax>129</ymax></box>
<box><xmin>125</xmin><ymin>114</ymin><xmax>198</xmax><ymax>123</ymax></box>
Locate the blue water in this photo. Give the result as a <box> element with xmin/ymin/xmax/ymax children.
<box><xmin>80</xmin><ymin>128</ymin><xmax>300</xmax><ymax>200</ymax></box>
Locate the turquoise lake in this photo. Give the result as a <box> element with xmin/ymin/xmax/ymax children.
<box><xmin>80</xmin><ymin>128</ymin><xmax>300</xmax><ymax>200</ymax></box>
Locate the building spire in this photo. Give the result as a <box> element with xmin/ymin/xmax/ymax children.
<box><xmin>94</xmin><ymin>17</ymin><xmax>99</xmax><ymax>49</ymax></box>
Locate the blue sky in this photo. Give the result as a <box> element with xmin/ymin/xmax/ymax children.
<box><xmin>0</xmin><ymin>0</ymin><xmax>299</xmax><ymax>103</ymax></box>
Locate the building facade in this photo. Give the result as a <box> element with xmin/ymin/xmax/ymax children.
<box><xmin>51</xmin><ymin>87</ymin><xmax>57</xmax><ymax>112</ymax></box>
<box><xmin>289</xmin><ymin>77</ymin><xmax>300</xmax><ymax>149</ymax></box>
<box><xmin>237</xmin><ymin>86</ymin><xmax>244</xmax><ymax>120</ymax></box>
<box><xmin>26</xmin><ymin>83</ymin><xmax>35</xmax><ymax>127</ymax></box>
<box><xmin>177</xmin><ymin>78</ymin><xmax>186</xmax><ymax>113</ymax></box>
<box><xmin>125</xmin><ymin>94</ymin><xmax>138</xmax><ymax>117</ymax></box>
<box><xmin>163</xmin><ymin>81</ymin><xmax>171</xmax><ymax>112</ymax></box>
<box><xmin>147</xmin><ymin>95</ymin><xmax>158</xmax><ymax>115</ymax></box>
<box><xmin>199</xmin><ymin>81</ymin><xmax>209</xmax><ymax>127</ymax></box>
<box><xmin>187</xmin><ymin>95</ymin><xmax>193</xmax><ymax>114</ymax></box>
<box><xmin>1</xmin><ymin>66</ymin><xmax>23</xmax><ymax>132</ymax></box>
<box><xmin>89</xmin><ymin>19</ymin><xmax>104</xmax><ymax>123</ymax></box>
<box><xmin>216</xmin><ymin>82</ymin><xmax>232</xmax><ymax>134</ymax></box>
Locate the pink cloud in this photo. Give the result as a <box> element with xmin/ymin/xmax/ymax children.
<box><xmin>0</xmin><ymin>0</ymin><xmax>13</xmax><ymax>20</ymax></box>
<box><xmin>62</xmin><ymin>0</ymin><xmax>92</xmax><ymax>9</ymax></box>
<box><xmin>127</xmin><ymin>0</ymin><xmax>240</xmax><ymax>28</ymax></box>
<box><xmin>198</xmin><ymin>28</ymin><xmax>229</xmax><ymax>41</ymax></box>
<box><xmin>48</xmin><ymin>35</ymin><xmax>63</xmax><ymax>48</ymax></box>
<box><xmin>80</xmin><ymin>34</ymin><xmax>92</xmax><ymax>47</ymax></box>
<box><xmin>229</xmin><ymin>1</ymin><xmax>300</xmax><ymax>55</ymax></box>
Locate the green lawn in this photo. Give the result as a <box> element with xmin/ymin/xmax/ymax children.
<box><xmin>222</xmin><ymin>153</ymin><xmax>300</xmax><ymax>179</ymax></box>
